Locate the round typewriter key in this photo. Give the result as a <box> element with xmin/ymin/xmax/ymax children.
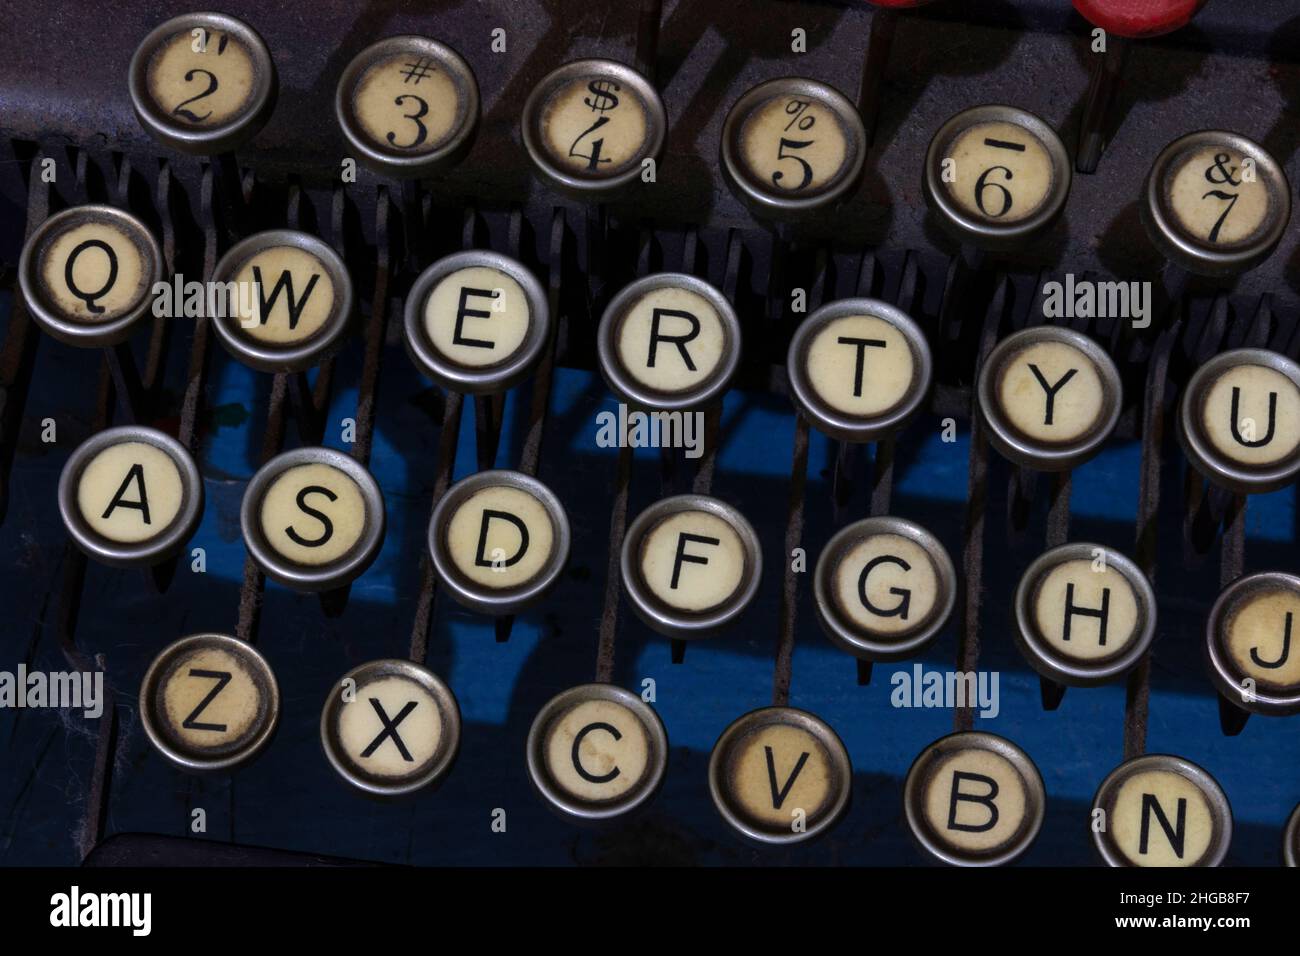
<box><xmin>59</xmin><ymin>425</ymin><xmax>203</xmax><ymax>568</ymax></box>
<box><xmin>977</xmin><ymin>326</ymin><xmax>1122</xmax><ymax>471</ymax></box>
<box><xmin>128</xmin><ymin>12</ymin><xmax>277</xmax><ymax>155</ymax></box>
<box><xmin>708</xmin><ymin>707</ymin><xmax>851</xmax><ymax>845</ymax></box>
<box><xmin>428</xmin><ymin>470</ymin><xmax>570</xmax><ymax>616</ymax></box>
<box><xmin>923</xmin><ymin>105</ymin><xmax>1071</xmax><ymax>250</ymax></box>
<box><xmin>720</xmin><ymin>77</ymin><xmax>867</xmax><ymax>218</ymax></box>
<box><xmin>1013</xmin><ymin>543</ymin><xmax>1156</xmax><ymax>686</ymax></box>
<box><xmin>210</xmin><ymin>230</ymin><xmax>354</xmax><ymax>373</ymax></box>
<box><xmin>321</xmin><ymin>659</ymin><xmax>460</xmax><ymax>797</ymax></box>
<box><xmin>139</xmin><ymin>633</ymin><xmax>279</xmax><ymax>773</ymax></box>
<box><xmin>1284</xmin><ymin>803</ymin><xmax>1300</xmax><ymax>867</ymax></box>
<box><xmin>622</xmin><ymin>495</ymin><xmax>762</xmax><ymax>639</ymax></box>
<box><xmin>1143</xmin><ymin>131</ymin><xmax>1290</xmax><ymax>276</ymax></box>
<box><xmin>597</xmin><ymin>273</ymin><xmax>742</xmax><ymax>412</ymax></box>
<box><xmin>1091</xmin><ymin>754</ymin><xmax>1232</xmax><ymax>867</ymax></box>
<box><xmin>526</xmin><ymin>683</ymin><xmax>669</xmax><ymax>824</ymax></box>
<box><xmin>787</xmin><ymin>298</ymin><xmax>932</xmax><ymax>443</ymax></box>
<box><xmin>521</xmin><ymin>58</ymin><xmax>667</xmax><ymax>196</ymax></box>
<box><xmin>813</xmin><ymin>516</ymin><xmax>955</xmax><ymax>662</ymax></box>
<box><xmin>903</xmin><ymin>731</ymin><xmax>1045</xmax><ymax>866</ymax></box>
<box><xmin>1178</xmin><ymin>348</ymin><xmax>1300</xmax><ymax>494</ymax></box>
<box><xmin>18</xmin><ymin>205</ymin><xmax>163</xmax><ymax>348</ymax></box>
<box><xmin>1205</xmin><ymin>572</ymin><xmax>1300</xmax><ymax>716</ymax></box>
<box><xmin>241</xmin><ymin>447</ymin><xmax>385</xmax><ymax>592</ymax></box>
<box><xmin>403</xmin><ymin>251</ymin><xmax>550</xmax><ymax>394</ymax></box>
<box><xmin>336</xmin><ymin>35</ymin><xmax>479</xmax><ymax>179</ymax></box>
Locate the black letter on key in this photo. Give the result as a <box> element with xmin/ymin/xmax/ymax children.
<box><xmin>252</xmin><ymin>266</ymin><xmax>320</xmax><ymax>331</ymax></box>
<box><xmin>474</xmin><ymin>509</ymin><xmax>530</xmax><ymax>568</ymax></box>
<box><xmin>181</xmin><ymin>669</ymin><xmax>233</xmax><ymax>732</ymax></box>
<box><xmin>858</xmin><ymin>554</ymin><xmax>912</xmax><ymax>620</ymax></box>
<box><xmin>670</xmin><ymin>532</ymin><xmax>720</xmax><ymax>589</ymax></box>
<box><xmin>285</xmin><ymin>485</ymin><xmax>338</xmax><ymax>548</ymax></box>
<box><xmin>452</xmin><ymin>287</ymin><xmax>499</xmax><ymax>350</ymax></box>
<box><xmin>361</xmin><ymin>698</ymin><xmax>418</xmax><ymax>761</ymax></box>
<box><xmin>102</xmin><ymin>462</ymin><xmax>152</xmax><ymax>524</ymax></box>
<box><xmin>1027</xmin><ymin>364</ymin><xmax>1078</xmax><ymax>426</ymax></box>
<box><xmin>1229</xmin><ymin>386</ymin><xmax>1278</xmax><ymax>448</ymax></box>
<box><xmin>836</xmin><ymin>336</ymin><xmax>887</xmax><ymax>398</ymax></box>
<box><xmin>1251</xmin><ymin>611</ymin><xmax>1292</xmax><ymax>669</ymax></box>
<box><xmin>1139</xmin><ymin>793</ymin><xmax>1186</xmax><ymax>858</ymax></box>
<box><xmin>947</xmin><ymin>770</ymin><xmax>999</xmax><ymax>832</ymax></box>
<box><xmin>764</xmin><ymin>746</ymin><xmax>810</xmax><ymax>810</ymax></box>
<box><xmin>64</xmin><ymin>239</ymin><xmax>119</xmax><ymax>314</ymax></box>
<box><xmin>647</xmin><ymin>308</ymin><xmax>700</xmax><ymax>371</ymax></box>
<box><xmin>1062</xmin><ymin>582</ymin><xmax>1110</xmax><ymax>647</ymax></box>
<box><xmin>572</xmin><ymin>722</ymin><xmax>622</xmax><ymax>784</ymax></box>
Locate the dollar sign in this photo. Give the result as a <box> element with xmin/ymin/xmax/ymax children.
<box><xmin>584</xmin><ymin>80</ymin><xmax>620</xmax><ymax>114</ymax></box>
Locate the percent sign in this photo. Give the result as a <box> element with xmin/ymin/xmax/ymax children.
<box><xmin>784</xmin><ymin>99</ymin><xmax>816</xmax><ymax>132</ymax></box>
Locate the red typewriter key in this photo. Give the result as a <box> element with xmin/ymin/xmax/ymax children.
<box><xmin>1073</xmin><ymin>0</ymin><xmax>1206</xmax><ymax>38</ymax></box>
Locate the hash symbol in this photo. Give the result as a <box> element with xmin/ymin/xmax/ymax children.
<box><xmin>400</xmin><ymin>59</ymin><xmax>435</xmax><ymax>84</ymax></box>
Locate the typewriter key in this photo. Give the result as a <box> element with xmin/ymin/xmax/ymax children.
<box><xmin>720</xmin><ymin>77</ymin><xmax>867</xmax><ymax>218</ymax></box>
<box><xmin>1284</xmin><ymin>803</ymin><xmax>1300</xmax><ymax>867</ymax></box>
<box><xmin>787</xmin><ymin>298</ymin><xmax>932</xmax><ymax>443</ymax></box>
<box><xmin>1091</xmin><ymin>754</ymin><xmax>1232</xmax><ymax>867</ymax></box>
<box><xmin>813</xmin><ymin>516</ymin><xmax>955</xmax><ymax>662</ymax></box>
<box><xmin>210</xmin><ymin>230</ymin><xmax>354</xmax><ymax>373</ymax></box>
<box><xmin>18</xmin><ymin>205</ymin><xmax>163</xmax><ymax>348</ymax></box>
<box><xmin>903</xmin><ymin>731</ymin><xmax>1045</xmax><ymax>866</ymax></box>
<box><xmin>1178</xmin><ymin>348</ymin><xmax>1300</xmax><ymax>495</ymax></box>
<box><xmin>1205</xmin><ymin>572</ymin><xmax>1300</xmax><ymax>716</ymax></box>
<box><xmin>923</xmin><ymin>105</ymin><xmax>1071</xmax><ymax>250</ymax></box>
<box><xmin>526</xmin><ymin>683</ymin><xmax>668</xmax><ymax>824</ymax></box>
<box><xmin>428</xmin><ymin>470</ymin><xmax>571</xmax><ymax>616</ymax></box>
<box><xmin>139</xmin><ymin>633</ymin><xmax>279</xmax><ymax>773</ymax></box>
<box><xmin>708</xmin><ymin>707</ymin><xmax>852</xmax><ymax>845</ymax></box>
<box><xmin>597</xmin><ymin>273</ymin><xmax>742</xmax><ymax>412</ymax></box>
<box><xmin>336</xmin><ymin>35</ymin><xmax>479</xmax><ymax>179</ymax></box>
<box><xmin>241</xmin><ymin>447</ymin><xmax>385</xmax><ymax>592</ymax></box>
<box><xmin>521</xmin><ymin>58</ymin><xmax>667</xmax><ymax>196</ymax></box>
<box><xmin>1143</xmin><ymin>131</ymin><xmax>1290</xmax><ymax>277</ymax></box>
<box><xmin>321</xmin><ymin>659</ymin><xmax>460</xmax><ymax>797</ymax></box>
<box><xmin>621</xmin><ymin>495</ymin><xmax>761</xmax><ymax>638</ymax></box>
<box><xmin>977</xmin><ymin>326</ymin><xmax>1122</xmax><ymax>472</ymax></box>
<box><xmin>403</xmin><ymin>251</ymin><xmax>550</xmax><ymax>394</ymax></box>
<box><xmin>1013</xmin><ymin>543</ymin><xmax>1156</xmax><ymax>687</ymax></box>
<box><xmin>128</xmin><ymin>12</ymin><xmax>277</xmax><ymax>155</ymax></box>
<box><xmin>59</xmin><ymin>425</ymin><xmax>203</xmax><ymax>569</ymax></box>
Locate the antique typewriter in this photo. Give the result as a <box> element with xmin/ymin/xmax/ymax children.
<box><xmin>3</xmin><ymin>0</ymin><xmax>1300</xmax><ymax>871</ymax></box>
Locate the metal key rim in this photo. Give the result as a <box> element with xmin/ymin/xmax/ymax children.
<box><xmin>335</xmin><ymin>35</ymin><xmax>480</xmax><ymax>179</ymax></box>
<box><xmin>427</xmin><ymin>469</ymin><xmax>571</xmax><ymax>616</ymax></box>
<box><xmin>139</xmin><ymin>632</ymin><xmax>280</xmax><ymax>773</ymax></box>
<box><xmin>720</xmin><ymin>76</ymin><xmax>868</xmax><ymax>218</ymax></box>
<box><xmin>1205</xmin><ymin>571</ymin><xmax>1300</xmax><ymax>716</ymax></box>
<box><xmin>18</xmin><ymin>205</ymin><xmax>164</xmax><ymax>348</ymax></box>
<box><xmin>402</xmin><ymin>250</ymin><xmax>550</xmax><ymax>394</ymax></box>
<box><xmin>903</xmin><ymin>731</ymin><xmax>1046</xmax><ymax>867</ymax></box>
<box><xmin>319</xmin><ymin>658</ymin><xmax>461</xmax><ymax>798</ymax></box>
<box><xmin>708</xmin><ymin>706</ymin><xmax>852</xmax><ymax>846</ymax></box>
<box><xmin>210</xmin><ymin>230</ymin><xmax>355</xmax><ymax>373</ymax></box>
<box><xmin>977</xmin><ymin>325</ymin><xmax>1123</xmax><ymax>472</ymax></box>
<box><xmin>520</xmin><ymin>58</ymin><xmax>667</xmax><ymax>195</ymax></box>
<box><xmin>240</xmin><ymin>446</ymin><xmax>386</xmax><ymax>592</ymax></box>
<box><xmin>1012</xmin><ymin>542</ymin><xmax>1157</xmax><ymax>686</ymax></box>
<box><xmin>812</xmin><ymin>516</ymin><xmax>956</xmax><ymax>662</ymax></box>
<box><xmin>58</xmin><ymin>424</ymin><xmax>204</xmax><ymax>568</ymax></box>
<box><xmin>1090</xmin><ymin>754</ymin><xmax>1233</xmax><ymax>867</ymax></box>
<box><xmin>1284</xmin><ymin>803</ymin><xmax>1300</xmax><ymax>867</ymax></box>
<box><xmin>525</xmin><ymin>683</ymin><xmax>669</xmax><ymax>824</ymax></box>
<box><xmin>1178</xmin><ymin>348</ymin><xmax>1300</xmax><ymax>494</ymax></box>
<box><xmin>128</xmin><ymin>12</ymin><xmax>277</xmax><ymax>156</ymax></box>
<box><xmin>620</xmin><ymin>494</ymin><xmax>762</xmax><ymax>638</ymax></box>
